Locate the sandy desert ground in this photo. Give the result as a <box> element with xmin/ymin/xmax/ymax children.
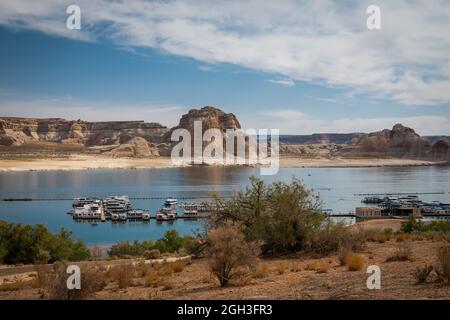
<box><xmin>0</xmin><ymin>155</ymin><xmax>444</xmax><ymax>172</ymax></box>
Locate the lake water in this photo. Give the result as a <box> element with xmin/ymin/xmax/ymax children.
<box><xmin>0</xmin><ymin>166</ymin><xmax>449</xmax><ymax>245</ymax></box>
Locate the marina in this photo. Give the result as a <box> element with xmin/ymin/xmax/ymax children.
<box><xmin>358</xmin><ymin>194</ymin><xmax>450</xmax><ymax>218</ymax></box>
<box><xmin>68</xmin><ymin>195</ymin><xmax>219</xmax><ymax>224</ymax></box>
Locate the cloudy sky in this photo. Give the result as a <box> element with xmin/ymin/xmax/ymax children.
<box><xmin>0</xmin><ymin>0</ymin><xmax>449</xmax><ymax>134</ymax></box>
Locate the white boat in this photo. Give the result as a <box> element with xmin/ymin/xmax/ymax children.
<box><xmin>73</xmin><ymin>203</ymin><xmax>103</xmax><ymax>219</ymax></box>
<box><xmin>164</xmin><ymin>197</ymin><xmax>178</xmax><ymax>207</ymax></box>
<box><xmin>183</xmin><ymin>208</ymin><xmax>198</xmax><ymax>217</ymax></box>
<box><xmin>156</xmin><ymin>212</ymin><xmax>168</xmax><ymax>221</ymax></box>
<box><xmin>103</xmin><ymin>195</ymin><xmax>131</xmax><ymax>214</ymax></box>
<box><xmin>127</xmin><ymin>209</ymin><xmax>151</xmax><ymax>220</ymax></box>
<box><xmin>156</xmin><ymin>207</ymin><xmax>176</xmax><ymax>221</ymax></box>
<box><xmin>72</xmin><ymin>197</ymin><xmax>100</xmax><ymax>208</ymax></box>
<box><xmin>142</xmin><ymin>212</ymin><xmax>150</xmax><ymax>220</ymax></box>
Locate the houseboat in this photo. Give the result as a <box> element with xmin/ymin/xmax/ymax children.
<box><xmin>72</xmin><ymin>197</ymin><xmax>100</xmax><ymax>208</ymax></box>
<box><xmin>156</xmin><ymin>207</ymin><xmax>176</xmax><ymax>221</ymax></box>
<box><xmin>103</xmin><ymin>195</ymin><xmax>131</xmax><ymax>214</ymax></box>
<box><xmin>127</xmin><ymin>209</ymin><xmax>151</xmax><ymax>220</ymax></box>
<box><xmin>72</xmin><ymin>202</ymin><xmax>103</xmax><ymax>219</ymax></box>
<box><xmin>164</xmin><ymin>197</ymin><xmax>178</xmax><ymax>207</ymax></box>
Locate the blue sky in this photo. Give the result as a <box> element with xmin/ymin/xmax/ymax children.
<box><xmin>0</xmin><ymin>0</ymin><xmax>449</xmax><ymax>135</ymax></box>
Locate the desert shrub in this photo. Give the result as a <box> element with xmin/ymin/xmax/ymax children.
<box><xmin>144</xmin><ymin>269</ymin><xmax>161</xmax><ymax>287</ymax></box>
<box><xmin>207</xmin><ymin>222</ymin><xmax>259</xmax><ymax>287</ymax></box>
<box><xmin>290</xmin><ymin>262</ymin><xmax>302</xmax><ymax>272</ymax></box>
<box><xmin>346</xmin><ymin>254</ymin><xmax>365</xmax><ymax>271</ymax></box>
<box><xmin>413</xmin><ymin>265</ymin><xmax>434</xmax><ymax>284</ymax></box>
<box><xmin>305</xmin><ymin>261</ymin><xmax>330</xmax><ymax>273</ymax></box>
<box><xmin>275</xmin><ymin>262</ymin><xmax>288</xmax><ymax>275</ymax></box>
<box><xmin>108</xmin><ymin>231</ymin><xmax>201</xmax><ymax>259</ymax></box>
<box><xmin>253</xmin><ymin>264</ymin><xmax>270</xmax><ymax>278</ymax></box>
<box><xmin>117</xmin><ymin>265</ymin><xmax>133</xmax><ymax>289</ymax></box>
<box><xmin>401</xmin><ymin>216</ymin><xmax>450</xmax><ymax>235</ymax></box>
<box><xmin>372</xmin><ymin>233</ymin><xmax>390</xmax><ymax>243</ymax></box>
<box><xmin>386</xmin><ymin>243</ymin><xmax>413</xmax><ymax>262</ymax></box>
<box><xmin>169</xmin><ymin>260</ymin><xmax>186</xmax><ymax>273</ymax></box>
<box><xmin>0</xmin><ymin>221</ymin><xmax>90</xmax><ymax>265</ymax></box>
<box><xmin>37</xmin><ymin>262</ymin><xmax>106</xmax><ymax>300</ymax></box>
<box><xmin>435</xmin><ymin>245</ymin><xmax>450</xmax><ymax>283</ymax></box>
<box><xmin>395</xmin><ymin>233</ymin><xmax>410</xmax><ymax>242</ymax></box>
<box><xmin>309</xmin><ymin>222</ymin><xmax>367</xmax><ymax>256</ymax></box>
<box><xmin>154</xmin><ymin>230</ymin><xmax>184</xmax><ymax>253</ymax></box>
<box><xmin>181</xmin><ymin>236</ymin><xmax>207</xmax><ymax>257</ymax></box>
<box><xmin>0</xmin><ymin>278</ymin><xmax>38</xmax><ymax>291</ymax></box>
<box><xmin>400</xmin><ymin>215</ymin><xmax>424</xmax><ymax>233</ymax></box>
<box><xmin>338</xmin><ymin>246</ymin><xmax>353</xmax><ymax>266</ymax></box>
<box><xmin>144</xmin><ymin>249</ymin><xmax>161</xmax><ymax>260</ymax></box>
<box><xmin>211</xmin><ymin>177</ymin><xmax>324</xmax><ymax>255</ymax></box>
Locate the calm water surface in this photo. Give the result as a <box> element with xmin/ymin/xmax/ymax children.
<box><xmin>0</xmin><ymin>166</ymin><xmax>449</xmax><ymax>245</ymax></box>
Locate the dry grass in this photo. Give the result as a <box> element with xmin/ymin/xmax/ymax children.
<box><xmin>346</xmin><ymin>254</ymin><xmax>365</xmax><ymax>271</ymax></box>
<box><xmin>275</xmin><ymin>262</ymin><xmax>288</xmax><ymax>275</ymax></box>
<box><xmin>253</xmin><ymin>264</ymin><xmax>270</xmax><ymax>279</ymax></box>
<box><xmin>0</xmin><ymin>278</ymin><xmax>38</xmax><ymax>291</ymax></box>
<box><xmin>413</xmin><ymin>265</ymin><xmax>434</xmax><ymax>284</ymax></box>
<box><xmin>371</xmin><ymin>233</ymin><xmax>390</xmax><ymax>243</ymax></box>
<box><xmin>36</xmin><ymin>263</ymin><xmax>106</xmax><ymax>300</ymax></box>
<box><xmin>107</xmin><ymin>265</ymin><xmax>134</xmax><ymax>289</ymax></box>
<box><xmin>169</xmin><ymin>261</ymin><xmax>186</xmax><ymax>273</ymax></box>
<box><xmin>305</xmin><ymin>261</ymin><xmax>330</xmax><ymax>273</ymax></box>
<box><xmin>395</xmin><ymin>233</ymin><xmax>410</xmax><ymax>242</ymax></box>
<box><xmin>386</xmin><ymin>243</ymin><xmax>413</xmax><ymax>262</ymax></box>
<box><xmin>436</xmin><ymin>245</ymin><xmax>450</xmax><ymax>284</ymax></box>
<box><xmin>338</xmin><ymin>246</ymin><xmax>353</xmax><ymax>266</ymax></box>
<box><xmin>290</xmin><ymin>262</ymin><xmax>302</xmax><ymax>273</ymax></box>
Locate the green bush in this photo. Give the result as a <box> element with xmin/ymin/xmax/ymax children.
<box><xmin>107</xmin><ymin>230</ymin><xmax>204</xmax><ymax>258</ymax></box>
<box><xmin>401</xmin><ymin>215</ymin><xmax>450</xmax><ymax>234</ymax></box>
<box><xmin>0</xmin><ymin>220</ymin><xmax>90</xmax><ymax>265</ymax></box>
<box><xmin>212</xmin><ymin>176</ymin><xmax>325</xmax><ymax>254</ymax></box>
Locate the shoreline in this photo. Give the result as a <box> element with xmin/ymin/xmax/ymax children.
<box><xmin>0</xmin><ymin>155</ymin><xmax>446</xmax><ymax>172</ymax></box>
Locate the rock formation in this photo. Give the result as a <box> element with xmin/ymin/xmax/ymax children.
<box><xmin>280</xmin><ymin>143</ymin><xmax>343</xmax><ymax>158</ymax></box>
<box><xmin>163</xmin><ymin>106</ymin><xmax>242</xmax><ymax>156</ymax></box>
<box><xmin>339</xmin><ymin>124</ymin><xmax>432</xmax><ymax>158</ymax></box>
<box><xmin>431</xmin><ymin>140</ymin><xmax>450</xmax><ymax>161</ymax></box>
<box><xmin>0</xmin><ymin>117</ymin><xmax>167</xmax><ymax>157</ymax></box>
<box><xmin>1</xmin><ymin>113</ymin><xmax>448</xmax><ymax>162</ymax></box>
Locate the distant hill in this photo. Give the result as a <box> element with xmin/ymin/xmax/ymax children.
<box><xmin>279</xmin><ymin>133</ymin><xmax>362</xmax><ymax>145</ymax></box>
<box><xmin>280</xmin><ymin>134</ymin><xmax>450</xmax><ymax>145</ymax></box>
<box><xmin>424</xmin><ymin>136</ymin><xmax>450</xmax><ymax>144</ymax></box>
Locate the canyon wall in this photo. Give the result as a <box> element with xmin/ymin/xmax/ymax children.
<box><xmin>1</xmin><ymin>111</ymin><xmax>448</xmax><ymax>161</ymax></box>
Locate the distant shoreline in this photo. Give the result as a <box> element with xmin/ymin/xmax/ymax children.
<box><xmin>0</xmin><ymin>155</ymin><xmax>446</xmax><ymax>172</ymax></box>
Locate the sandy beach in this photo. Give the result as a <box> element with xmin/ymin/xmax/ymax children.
<box><xmin>0</xmin><ymin>155</ymin><xmax>445</xmax><ymax>172</ymax></box>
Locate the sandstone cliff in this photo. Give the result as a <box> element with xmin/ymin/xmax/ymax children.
<box><xmin>0</xmin><ymin>117</ymin><xmax>167</xmax><ymax>157</ymax></box>
<box><xmin>339</xmin><ymin>124</ymin><xmax>433</xmax><ymax>159</ymax></box>
<box><xmin>1</xmin><ymin>113</ymin><xmax>448</xmax><ymax>161</ymax></box>
<box><xmin>162</xmin><ymin>106</ymin><xmax>241</xmax><ymax>156</ymax></box>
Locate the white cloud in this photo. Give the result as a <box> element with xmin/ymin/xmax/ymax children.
<box><xmin>249</xmin><ymin>109</ymin><xmax>450</xmax><ymax>136</ymax></box>
<box><xmin>1</xmin><ymin>0</ymin><xmax>450</xmax><ymax>106</ymax></box>
<box><xmin>268</xmin><ymin>77</ymin><xmax>295</xmax><ymax>87</ymax></box>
